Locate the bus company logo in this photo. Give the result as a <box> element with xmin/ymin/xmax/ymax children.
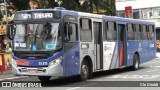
<box><xmin>104</xmin><ymin>46</ymin><xmax>112</xmax><ymax>51</ymax></box>
<box><xmin>2</xmin><ymin>82</ymin><xmax>12</xmax><ymax>87</ymax></box>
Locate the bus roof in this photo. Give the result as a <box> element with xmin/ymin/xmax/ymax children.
<box><xmin>17</xmin><ymin>8</ymin><xmax>155</xmax><ymax>25</ymax></box>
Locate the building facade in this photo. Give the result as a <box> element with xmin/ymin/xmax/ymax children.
<box><xmin>116</xmin><ymin>0</ymin><xmax>160</xmax><ymax>28</ymax></box>
<box><xmin>116</xmin><ymin>0</ymin><xmax>160</xmax><ymax>51</ymax></box>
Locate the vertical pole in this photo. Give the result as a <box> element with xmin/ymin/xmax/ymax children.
<box><xmin>4</xmin><ymin>0</ymin><xmax>8</xmax><ymax>24</ymax></box>
<box><xmin>1</xmin><ymin>54</ymin><xmax>5</xmax><ymax>74</ymax></box>
<box><xmin>90</xmin><ymin>0</ymin><xmax>93</xmax><ymax>13</ymax></box>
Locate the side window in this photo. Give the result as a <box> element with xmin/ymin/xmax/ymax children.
<box><xmin>135</xmin><ymin>24</ymin><xmax>142</xmax><ymax>40</ymax></box>
<box><xmin>148</xmin><ymin>25</ymin><xmax>154</xmax><ymax>40</ymax></box>
<box><xmin>80</xmin><ymin>18</ymin><xmax>92</xmax><ymax>42</ymax></box>
<box><xmin>142</xmin><ymin>25</ymin><xmax>148</xmax><ymax>40</ymax></box>
<box><xmin>107</xmin><ymin>21</ymin><xmax>117</xmax><ymax>41</ymax></box>
<box><xmin>103</xmin><ymin>22</ymin><xmax>107</xmax><ymax>40</ymax></box>
<box><xmin>69</xmin><ymin>23</ymin><xmax>78</xmax><ymax>42</ymax></box>
<box><xmin>127</xmin><ymin>23</ymin><xmax>135</xmax><ymax>40</ymax></box>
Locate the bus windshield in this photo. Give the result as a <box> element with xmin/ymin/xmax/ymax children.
<box><xmin>13</xmin><ymin>22</ymin><xmax>62</xmax><ymax>51</ymax></box>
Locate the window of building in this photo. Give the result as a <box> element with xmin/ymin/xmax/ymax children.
<box><xmin>152</xmin><ymin>7</ymin><xmax>160</xmax><ymax>18</ymax></box>
<box><xmin>141</xmin><ymin>8</ymin><xmax>152</xmax><ymax>19</ymax></box>
<box><xmin>118</xmin><ymin>11</ymin><xmax>125</xmax><ymax>18</ymax></box>
<box><xmin>133</xmin><ymin>10</ymin><xmax>140</xmax><ymax>19</ymax></box>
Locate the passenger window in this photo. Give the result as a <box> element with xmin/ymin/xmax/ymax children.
<box><xmin>148</xmin><ymin>25</ymin><xmax>154</xmax><ymax>40</ymax></box>
<box><xmin>127</xmin><ymin>23</ymin><xmax>135</xmax><ymax>40</ymax></box>
<box><xmin>107</xmin><ymin>21</ymin><xmax>117</xmax><ymax>41</ymax></box>
<box><xmin>142</xmin><ymin>25</ymin><xmax>148</xmax><ymax>40</ymax></box>
<box><xmin>135</xmin><ymin>24</ymin><xmax>142</xmax><ymax>40</ymax></box>
<box><xmin>80</xmin><ymin>18</ymin><xmax>92</xmax><ymax>42</ymax></box>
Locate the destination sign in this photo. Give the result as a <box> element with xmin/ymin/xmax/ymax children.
<box><xmin>33</xmin><ymin>13</ymin><xmax>53</xmax><ymax>19</ymax></box>
<box><xmin>14</xmin><ymin>11</ymin><xmax>60</xmax><ymax>20</ymax></box>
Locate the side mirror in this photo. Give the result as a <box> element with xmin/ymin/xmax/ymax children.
<box><xmin>7</xmin><ymin>24</ymin><xmax>15</xmax><ymax>40</ymax></box>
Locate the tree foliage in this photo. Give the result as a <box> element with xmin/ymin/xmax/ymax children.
<box><xmin>0</xmin><ymin>13</ymin><xmax>3</xmax><ymax>21</ymax></box>
<box><xmin>7</xmin><ymin>0</ymin><xmax>116</xmax><ymax>15</ymax></box>
<box><xmin>8</xmin><ymin>0</ymin><xmax>29</xmax><ymax>10</ymax></box>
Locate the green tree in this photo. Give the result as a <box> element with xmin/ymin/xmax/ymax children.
<box><xmin>92</xmin><ymin>0</ymin><xmax>116</xmax><ymax>15</ymax></box>
<box><xmin>7</xmin><ymin>0</ymin><xmax>116</xmax><ymax>16</ymax></box>
<box><xmin>9</xmin><ymin>0</ymin><xmax>29</xmax><ymax>10</ymax></box>
<box><xmin>0</xmin><ymin>13</ymin><xmax>3</xmax><ymax>21</ymax></box>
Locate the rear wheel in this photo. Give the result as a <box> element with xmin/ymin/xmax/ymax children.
<box><xmin>80</xmin><ymin>60</ymin><xmax>89</xmax><ymax>81</ymax></box>
<box><xmin>131</xmin><ymin>54</ymin><xmax>140</xmax><ymax>70</ymax></box>
<box><xmin>38</xmin><ymin>76</ymin><xmax>51</xmax><ymax>82</ymax></box>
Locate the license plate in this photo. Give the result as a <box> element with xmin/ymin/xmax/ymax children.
<box><xmin>27</xmin><ymin>68</ymin><xmax>37</xmax><ymax>73</ymax></box>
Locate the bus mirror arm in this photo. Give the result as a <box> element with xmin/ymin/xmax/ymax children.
<box><xmin>7</xmin><ymin>25</ymin><xmax>15</xmax><ymax>40</ymax></box>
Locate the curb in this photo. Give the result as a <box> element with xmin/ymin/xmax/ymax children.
<box><xmin>0</xmin><ymin>76</ymin><xmax>29</xmax><ymax>81</ymax></box>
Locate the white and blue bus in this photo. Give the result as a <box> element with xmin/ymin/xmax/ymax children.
<box><xmin>7</xmin><ymin>8</ymin><xmax>156</xmax><ymax>81</ymax></box>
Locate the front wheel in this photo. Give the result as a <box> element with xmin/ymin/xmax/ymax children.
<box><xmin>131</xmin><ymin>54</ymin><xmax>140</xmax><ymax>70</ymax></box>
<box><xmin>38</xmin><ymin>76</ymin><xmax>51</xmax><ymax>82</ymax></box>
<box><xmin>80</xmin><ymin>60</ymin><xmax>89</xmax><ymax>81</ymax></box>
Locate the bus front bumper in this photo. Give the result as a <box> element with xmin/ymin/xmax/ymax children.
<box><xmin>12</xmin><ymin>64</ymin><xmax>64</xmax><ymax>77</ymax></box>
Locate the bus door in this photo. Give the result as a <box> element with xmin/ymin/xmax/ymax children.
<box><xmin>93</xmin><ymin>19</ymin><xmax>103</xmax><ymax>70</ymax></box>
<box><xmin>63</xmin><ymin>15</ymin><xmax>79</xmax><ymax>76</ymax></box>
<box><xmin>117</xmin><ymin>23</ymin><xmax>127</xmax><ymax>67</ymax></box>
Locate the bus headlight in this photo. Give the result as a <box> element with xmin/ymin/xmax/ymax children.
<box><xmin>48</xmin><ymin>57</ymin><xmax>62</xmax><ymax>67</ymax></box>
<box><xmin>12</xmin><ymin>59</ymin><xmax>17</xmax><ymax>66</ymax></box>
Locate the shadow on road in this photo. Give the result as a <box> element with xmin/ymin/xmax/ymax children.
<box><xmin>91</xmin><ymin>66</ymin><xmax>147</xmax><ymax>79</ymax></box>
<box><xmin>37</xmin><ymin>66</ymin><xmax>148</xmax><ymax>87</ymax></box>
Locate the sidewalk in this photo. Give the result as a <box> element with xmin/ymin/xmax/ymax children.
<box><xmin>0</xmin><ymin>72</ymin><xmax>29</xmax><ymax>81</ymax></box>
<box><xmin>156</xmin><ymin>53</ymin><xmax>160</xmax><ymax>58</ymax></box>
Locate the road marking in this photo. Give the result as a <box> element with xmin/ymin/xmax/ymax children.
<box><xmin>0</xmin><ymin>76</ymin><xmax>29</xmax><ymax>81</ymax></box>
<box><xmin>150</xmin><ymin>65</ymin><xmax>160</xmax><ymax>68</ymax></box>
<box><xmin>66</xmin><ymin>83</ymin><xmax>97</xmax><ymax>90</ymax></box>
<box><xmin>108</xmin><ymin>75</ymin><xmax>160</xmax><ymax>79</ymax></box>
<box><xmin>66</xmin><ymin>87</ymin><xmax>81</xmax><ymax>90</ymax></box>
<box><xmin>146</xmin><ymin>69</ymin><xmax>159</xmax><ymax>72</ymax></box>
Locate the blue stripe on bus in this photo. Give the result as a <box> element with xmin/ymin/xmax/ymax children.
<box><xmin>64</xmin><ymin>44</ymin><xmax>80</xmax><ymax>76</ymax></box>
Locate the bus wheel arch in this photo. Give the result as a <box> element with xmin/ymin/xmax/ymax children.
<box><xmin>131</xmin><ymin>52</ymin><xmax>140</xmax><ymax>70</ymax></box>
<box><xmin>80</xmin><ymin>56</ymin><xmax>93</xmax><ymax>81</ymax></box>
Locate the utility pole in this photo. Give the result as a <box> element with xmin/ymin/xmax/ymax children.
<box><xmin>90</xmin><ymin>0</ymin><xmax>93</xmax><ymax>13</ymax></box>
<box><xmin>111</xmin><ymin>0</ymin><xmax>116</xmax><ymax>16</ymax></box>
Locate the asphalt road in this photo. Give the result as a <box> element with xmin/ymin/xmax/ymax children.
<box><xmin>2</xmin><ymin>58</ymin><xmax>160</xmax><ymax>90</ymax></box>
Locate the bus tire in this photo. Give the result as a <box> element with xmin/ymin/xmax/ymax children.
<box><xmin>131</xmin><ymin>54</ymin><xmax>140</xmax><ymax>70</ymax></box>
<box><xmin>38</xmin><ymin>76</ymin><xmax>51</xmax><ymax>82</ymax></box>
<box><xmin>80</xmin><ymin>60</ymin><xmax>89</xmax><ymax>81</ymax></box>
